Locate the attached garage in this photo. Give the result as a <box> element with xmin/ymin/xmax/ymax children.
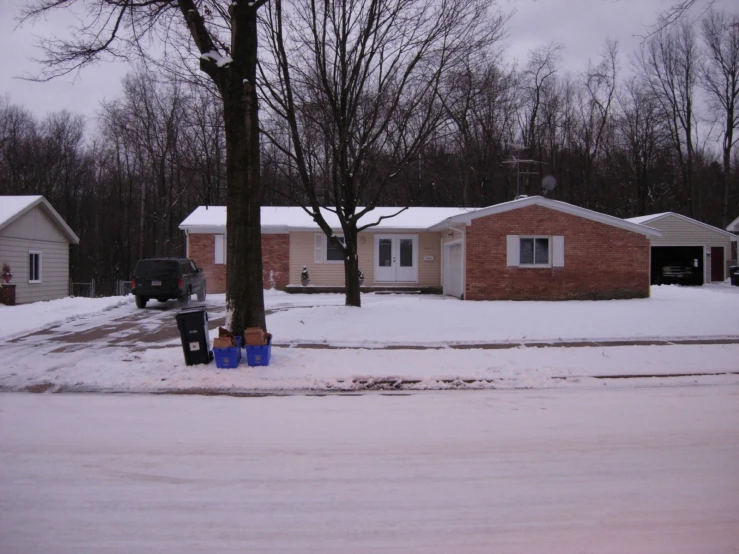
<box><xmin>627</xmin><ymin>213</ymin><xmax>738</xmax><ymax>285</ymax></box>
<box><xmin>650</xmin><ymin>246</ymin><xmax>703</xmax><ymax>285</ymax></box>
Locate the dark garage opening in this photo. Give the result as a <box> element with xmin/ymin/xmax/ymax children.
<box><xmin>651</xmin><ymin>246</ymin><xmax>703</xmax><ymax>286</ymax></box>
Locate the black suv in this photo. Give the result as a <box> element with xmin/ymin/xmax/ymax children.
<box><xmin>132</xmin><ymin>257</ymin><xmax>206</xmax><ymax>308</ymax></box>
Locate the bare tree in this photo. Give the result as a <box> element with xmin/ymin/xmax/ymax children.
<box><xmin>577</xmin><ymin>40</ymin><xmax>619</xmax><ymax>208</ymax></box>
<box><xmin>636</xmin><ymin>22</ymin><xmax>700</xmax><ymax>217</ymax></box>
<box><xmin>701</xmin><ymin>9</ymin><xmax>739</xmax><ymax>225</ymax></box>
<box><xmin>616</xmin><ymin>78</ymin><xmax>671</xmax><ymax>215</ymax></box>
<box><xmin>260</xmin><ymin>0</ymin><xmax>505</xmax><ymax>306</ymax></box>
<box><xmin>20</xmin><ymin>0</ymin><xmax>270</xmax><ymax>336</ymax></box>
<box><xmin>517</xmin><ymin>44</ymin><xmax>561</xmax><ymax>152</ymax></box>
<box><xmin>440</xmin><ymin>58</ymin><xmax>517</xmax><ymax>206</ymax></box>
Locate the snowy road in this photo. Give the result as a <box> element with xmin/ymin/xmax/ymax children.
<box><xmin>2</xmin><ymin>387</ymin><xmax>738</xmax><ymax>553</ymax></box>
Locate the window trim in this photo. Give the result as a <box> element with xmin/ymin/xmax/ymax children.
<box><xmin>519</xmin><ymin>236</ymin><xmax>552</xmax><ymax>268</ymax></box>
<box><xmin>29</xmin><ymin>250</ymin><xmax>42</xmax><ymax>283</ymax></box>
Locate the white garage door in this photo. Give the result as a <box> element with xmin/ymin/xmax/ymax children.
<box><xmin>444</xmin><ymin>244</ymin><xmax>463</xmax><ymax>298</ymax></box>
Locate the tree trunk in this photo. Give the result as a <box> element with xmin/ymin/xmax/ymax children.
<box><xmin>342</xmin><ymin>227</ymin><xmax>361</xmax><ymax>307</ymax></box>
<box><xmin>224</xmin><ymin>7</ymin><xmax>266</xmax><ymax>338</ymax></box>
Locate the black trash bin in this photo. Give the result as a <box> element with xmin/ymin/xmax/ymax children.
<box><xmin>176</xmin><ymin>305</ymin><xmax>212</xmax><ymax>365</ymax></box>
<box><xmin>730</xmin><ymin>266</ymin><xmax>739</xmax><ymax>287</ymax></box>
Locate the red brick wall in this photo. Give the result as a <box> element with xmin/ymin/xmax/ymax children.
<box><xmin>188</xmin><ymin>234</ymin><xmax>226</xmax><ymax>294</ymax></box>
<box><xmin>465</xmin><ymin>205</ymin><xmax>650</xmax><ymax>300</ymax></box>
<box><xmin>187</xmin><ymin>233</ymin><xmax>289</xmax><ymax>294</ymax></box>
<box><xmin>262</xmin><ymin>234</ymin><xmax>290</xmax><ymax>290</ymax></box>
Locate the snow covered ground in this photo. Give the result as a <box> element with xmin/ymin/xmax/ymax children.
<box><xmin>3</xmin><ymin>284</ymin><xmax>738</xmax><ymax>345</ymax></box>
<box><xmin>0</xmin><ymin>294</ymin><xmax>129</xmax><ymax>339</ymax></box>
<box><xmin>267</xmin><ymin>284</ymin><xmax>739</xmax><ymax>346</ymax></box>
<box><xmin>0</xmin><ymin>285</ymin><xmax>738</xmax><ymax>393</ymax></box>
<box><xmin>2</xmin><ymin>388</ymin><xmax>738</xmax><ymax>553</ymax></box>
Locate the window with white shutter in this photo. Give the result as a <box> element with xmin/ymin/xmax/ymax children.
<box><xmin>325</xmin><ymin>236</ymin><xmax>346</xmax><ymax>262</ymax></box>
<box><xmin>507</xmin><ymin>235</ymin><xmax>559</xmax><ymax>268</ymax></box>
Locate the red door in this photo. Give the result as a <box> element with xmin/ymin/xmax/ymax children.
<box><xmin>711</xmin><ymin>247</ymin><xmax>724</xmax><ymax>281</ymax></box>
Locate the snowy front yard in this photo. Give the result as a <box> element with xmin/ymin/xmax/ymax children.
<box><xmin>266</xmin><ymin>284</ymin><xmax>739</xmax><ymax>345</ymax></box>
<box><xmin>1</xmin><ymin>285</ymin><xmax>738</xmax><ymax>393</ymax></box>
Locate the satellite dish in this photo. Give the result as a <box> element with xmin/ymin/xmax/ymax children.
<box><xmin>542</xmin><ymin>174</ymin><xmax>557</xmax><ymax>193</ymax></box>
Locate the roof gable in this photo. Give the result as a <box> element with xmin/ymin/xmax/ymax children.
<box><xmin>434</xmin><ymin>196</ymin><xmax>662</xmax><ymax>237</ymax></box>
<box><xmin>727</xmin><ymin>215</ymin><xmax>739</xmax><ymax>233</ymax></box>
<box><xmin>626</xmin><ymin>212</ymin><xmax>737</xmax><ymax>241</ymax></box>
<box><xmin>0</xmin><ymin>196</ymin><xmax>80</xmax><ymax>244</ymax></box>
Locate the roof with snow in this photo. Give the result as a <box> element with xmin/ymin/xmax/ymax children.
<box><xmin>431</xmin><ymin>196</ymin><xmax>662</xmax><ymax>237</ymax></box>
<box><xmin>180</xmin><ymin>198</ymin><xmax>662</xmax><ymax>237</ymax></box>
<box><xmin>180</xmin><ymin>206</ymin><xmax>476</xmax><ymax>232</ymax></box>
<box><xmin>625</xmin><ymin>213</ymin><xmax>670</xmax><ymax>225</ymax></box>
<box><xmin>0</xmin><ymin>195</ymin><xmax>80</xmax><ymax>243</ymax></box>
<box><xmin>727</xmin><ymin>216</ymin><xmax>739</xmax><ymax>233</ymax></box>
<box><xmin>626</xmin><ymin>212</ymin><xmax>737</xmax><ymax>240</ymax></box>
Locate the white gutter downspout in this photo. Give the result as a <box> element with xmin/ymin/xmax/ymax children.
<box><xmin>440</xmin><ymin>236</ymin><xmax>444</xmax><ymax>290</ymax></box>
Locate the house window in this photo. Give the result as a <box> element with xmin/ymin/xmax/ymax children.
<box><xmin>29</xmin><ymin>251</ymin><xmax>42</xmax><ymax>283</ymax></box>
<box><xmin>506</xmin><ymin>235</ymin><xmax>564</xmax><ymax>268</ymax></box>
<box><xmin>520</xmin><ymin>237</ymin><xmax>550</xmax><ymax>266</ymax></box>
<box><xmin>315</xmin><ymin>234</ymin><xmax>346</xmax><ymax>263</ymax></box>
<box><xmin>326</xmin><ymin>236</ymin><xmax>346</xmax><ymax>262</ymax></box>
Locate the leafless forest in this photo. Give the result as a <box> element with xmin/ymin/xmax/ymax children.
<box><xmin>1</xmin><ymin>9</ymin><xmax>737</xmax><ymax>295</ymax></box>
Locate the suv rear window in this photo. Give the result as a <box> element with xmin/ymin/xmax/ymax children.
<box><xmin>135</xmin><ymin>260</ymin><xmax>181</xmax><ymax>279</ymax></box>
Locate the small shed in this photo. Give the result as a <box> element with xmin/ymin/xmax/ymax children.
<box><xmin>0</xmin><ymin>196</ymin><xmax>80</xmax><ymax>304</ymax></box>
<box><xmin>626</xmin><ymin>212</ymin><xmax>738</xmax><ymax>285</ymax></box>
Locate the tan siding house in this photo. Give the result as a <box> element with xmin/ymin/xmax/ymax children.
<box><xmin>0</xmin><ymin>196</ymin><xmax>80</xmax><ymax>304</ymax></box>
<box><xmin>627</xmin><ymin>213</ymin><xmax>738</xmax><ymax>284</ymax></box>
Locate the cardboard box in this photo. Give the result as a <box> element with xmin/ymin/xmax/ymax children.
<box><xmin>213</xmin><ymin>336</ymin><xmax>236</xmax><ymax>349</ymax></box>
<box><xmin>244</xmin><ymin>327</ymin><xmax>266</xmax><ymax>346</ymax></box>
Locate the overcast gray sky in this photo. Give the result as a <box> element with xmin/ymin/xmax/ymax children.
<box><xmin>0</xmin><ymin>0</ymin><xmax>734</xmax><ymax>128</ymax></box>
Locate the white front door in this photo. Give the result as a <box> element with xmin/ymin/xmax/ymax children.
<box><xmin>444</xmin><ymin>243</ymin><xmax>463</xmax><ymax>298</ymax></box>
<box><xmin>374</xmin><ymin>234</ymin><xmax>418</xmax><ymax>283</ymax></box>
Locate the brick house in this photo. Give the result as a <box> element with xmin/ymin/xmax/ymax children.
<box><xmin>179</xmin><ymin>196</ymin><xmax>660</xmax><ymax>300</ymax></box>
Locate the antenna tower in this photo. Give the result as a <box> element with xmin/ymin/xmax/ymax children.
<box><xmin>502</xmin><ymin>144</ymin><xmax>547</xmax><ymax>198</ymax></box>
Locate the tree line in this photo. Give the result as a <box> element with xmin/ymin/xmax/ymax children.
<box><xmin>2</xmin><ymin>8</ymin><xmax>737</xmax><ymax>298</ymax></box>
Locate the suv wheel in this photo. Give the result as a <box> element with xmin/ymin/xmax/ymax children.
<box><xmin>135</xmin><ymin>295</ymin><xmax>148</xmax><ymax>309</ymax></box>
<box><xmin>197</xmin><ymin>285</ymin><xmax>206</xmax><ymax>302</ymax></box>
